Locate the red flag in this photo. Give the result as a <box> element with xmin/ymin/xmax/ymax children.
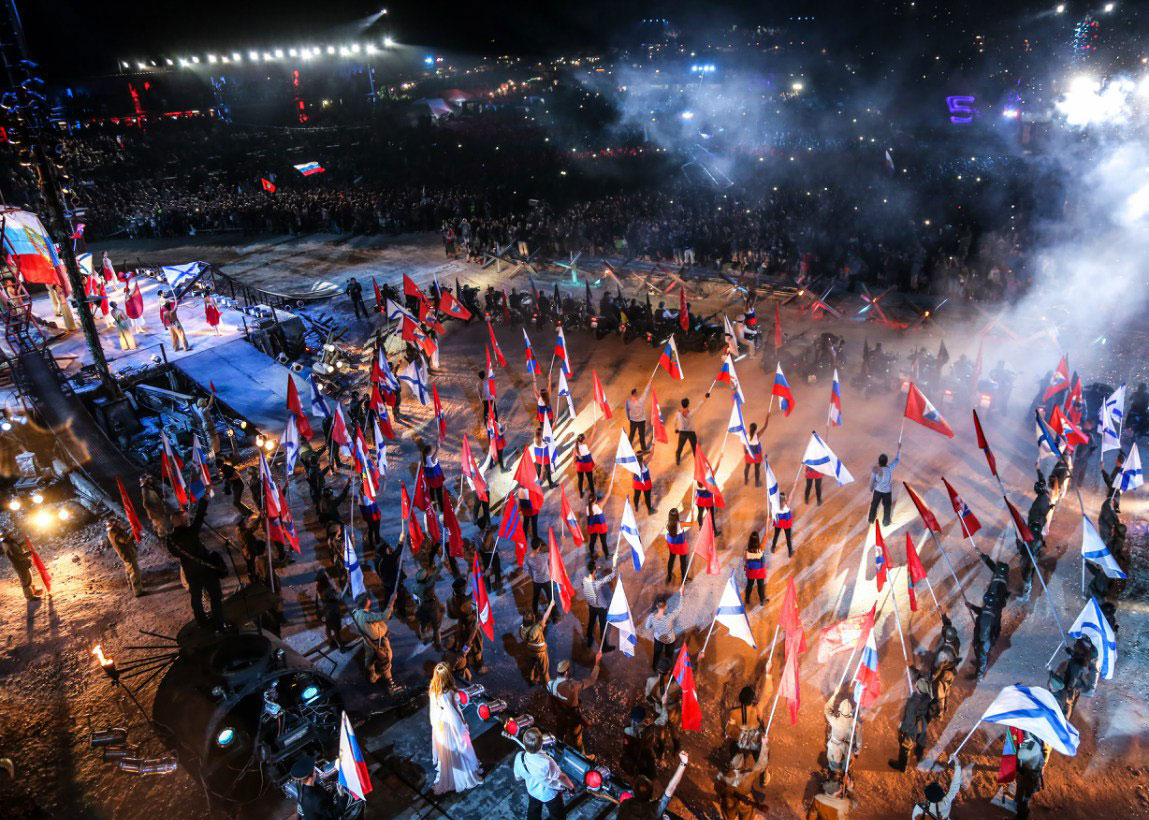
<box><xmin>443</xmin><ymin>491</ymin><xmax>464</xmax><ymax>557</ymax></box>
<box><xmin>432</xmin><ymin>386</ymin><xmax>446</xmax><ymax>442</ymax></box>
<box><xmin>693</xmin><ymin>447</ymin><xmax>725</xmax><ymax>508</ymax></box>
<box><xmin>1064</xmin><ymin>373</ymin><xmax>1084</xmax><ymax>425</ymax></box>
<box><xmin>560</xmin><ymin>484</ymin><xmax>585</xmax><ymax>546</ymax></box>
<box><xmin>400</xmin><ymin>315</ymin><xmax>418</xmax><ymax>343</ymax></box>
<box><xmin>547</xmin><ymin>527</ymin><xmax>575</xmax><ymax>612</ymax></box>
<box><xmin>780</xmin><ymin>631</ymin><xmax>802</xmax><ymax>724</ymax></box>
<box><xmin>403</xmin><ymin>272</ymin><xmax>423</xmax><ymax>299</ymax></box>
<box><xmin>905</xmin><ymin>533</ymin><xmax>927</xmax><ymax>612</ymax></box>
<box><xmin>372</xmin><ymin>277</ymin><xmax>383</xmax><ymax>311</ymax></box>
<box><xmin>997</xmin><ymin>727</ymin><xmax>1025</xmax><ymax>784</ymax></box>
<box><xmin>692</xmin><ymin>516</ymin><xmax>718</xmax><ymax>575</ymax></box>
<box><xmin>1005</xmin><ymin>496</ymin><xmax>1035</xmax><ymax>544</ymax></box>
<box><xmin>286</xmin><ymin>376</ymin><xmax>314</xmax><ymax>439</ymax></box>
<box><xmin>514</xmin><ymin>450</ymin><xmax>544</xmax><ymax>514</ymax></box>
<box><xmin>209</xmin><ymin>381</ymin><xmax>217</xmax><ymax>394</ymax></box>
<box><xmin>903</xmin><ymin>482</ymin><xmax>942</xmax><ymax>533</ymax></box>
<box><xmin>484</xmin><ymin>346</ymin><xmax>498</xmax><ymax>401</ymax></box>
<box><xmin>1041</xmin><ymin>355</ymin><xmax>1070</xmax><ymax>402</ymax></box>
<box><xmin>941</xmin><ymin>476</ymin><xmax>981</xmax><ymax>537</ymax></box>
<box><xmin>1049</xmin><ymin>404</ymin><xmax>1088</xmax><ymax>448</ymax></box>
<box><xmin>972</xmin><ymin>409</ymin><xmax>998</xmax><ymax>478</ymax></box>
<box><xmin>779</xmin><ymin>577</ymin><xmax>807</xmax><ymax>652</ymax></box>
<box><xmin>498</xmin><ymin>495</ymin><xmax>528</xmax><ymax>566</ymax></box>
<box><xmin>261</xmin><ymin>178</ymin><xmax>276</xmax><ymax>193</ymax></box>
<box><xmin>25</xmin><ymin>537</ymin><xmax>50</xmax><ymax>593</ymax></box>
<box><xmin>401</xmin><ymin>482</ymin><xmax>424</xmax><ymax>550</ymax></box>
<box><xmin>487</xmin><ymin>321</ymin><xmax>506</xmax><ymax>367</ymax></box>
<box><xmin>472</xmin><ymin>554</ymin><xmax>494</xmax><ymax>642</ymax></box>
<box><xmin>417</xmin><ymin>294</ymin><xmax>446</xmax><ymax>334</ymax></box>
<box><xmin>678</xmin><ymin>286</ymin><xmax>689</xmax><ymax>332</ymax></box>
<box><xmin>874</xmin><ymin>520</ymin><xmax>891</xmax><ymax>591</ymax></box>
<box><xmin>330</xmin><ymin>405</ymin><xmax>351</xmax><ymax>450</ymax></box>
<box><xmin>816</xmin><ymin>606</ymin><xmax>875</xmax><ymax>662</ymax></box>
<box><xmin>672</xmin><ymin>644</ymin><xmax>702</xmax><ymax>731</ymax></box>
<box><xmin>124</xmin><ymin>281</ymin><xmax>144</xmax><ymax>319</ymax></box>
<box><xmin>116</xmin><ymin>476</ymin><xmax>143</xmax><ymax>543</ymax></box>
<box><xmin>904</xmin><ymin>382</ymin><xmax>955</xmax><ymax>438</ymax></box>
<box><xmin>592</xmin><ymin>370</ymin><xmax>612</xmax><ymax>419</ymax></box>
<box><xmin>438</xmin><ymin>288</ymin><xmax>473</xmax><ymax>320</ymax></box>
<box><xmin>651</xmin><ymin>388</ymin><xmax>668</xmax><ymax>444</ymax></box>
<box><xmin>461</xmin><ymin>433</ymin><xmax>488</xmax><ymax>502</ymax></box>
<box><xmin>773</xmin><ymin>303</ymin><xmax>782</xmax><ymax>350</ymax></box>
<box><xmin>412</xmin><ymin>463</ymin><xmax>430</xmax><ymax>512</ymax></box>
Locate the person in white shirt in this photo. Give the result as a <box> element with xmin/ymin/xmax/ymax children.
<box><xmin>513</xmin><ymin>727</ymin><xmax>574</xmax><ymax>820</ymax></box>
<box><xmin>673</xmin><ymin>398</ymin><xmax>697</xmax><ymax>465</ymax></box>
<box><xmin>911</xmin><ymin>756</ymin><xmax>962</xmax><ymax>819</ymax></box>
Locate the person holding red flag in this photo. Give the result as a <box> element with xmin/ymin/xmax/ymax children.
<box><xmin>2</xmin><ymin>532</ymin><xmax>43</xmax><ymax>599</ymax></box>
<box><xmin>867</xmin><ymin>445</ymin><xmax>902</xmax><ymax>526</ymax></box>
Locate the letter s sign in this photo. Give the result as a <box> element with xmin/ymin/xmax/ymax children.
<box><xmin>946</xmin><ymin>96</ymin><xmax>976</xmax><ymax>124</ymax></box>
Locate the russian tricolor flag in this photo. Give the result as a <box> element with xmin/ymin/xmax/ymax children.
<box><xmin>658</xmin><ymin>335</ymin><xmax>684</xmax><ymax>380</ymax></box>
<box><xmin>828</xmin><ymin>369</ymin><xmax>843</xmax><ymax>427</ymax></box>
<box><xmin>554</xmin><ymin>326</ymin><xmax>572</xmax><ymax>377</ymax></box>
<box><xmin>293</xmin><ymin>161</ymin><xmax>325</xmax><ymax>176</ymax></box>
<box><xmin>337</xmin><ymin>712</ymin><xmax>372</xmax><ymax>800</ymax></box>
<box><xmin>772</xmin><ymin>363</ymin><xmax>796</xmax><ymax>416</ymax></box>
<box><xmin>853</xmin><ymin>629</ymin><xmax>880</xmax><ymax>708</ymax></box>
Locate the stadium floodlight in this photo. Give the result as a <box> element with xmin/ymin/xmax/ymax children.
<box><xmin>191</xmin><ymin>56</ymin><xmax>199</xmax><ymax>63</ymax></box>
<box><xmin>207</xmin><ymin>54</ymin><xmax>217</xmax><ymax>63</ymax></box>
<box><xmin>274</xmin><ymin>49</ymin><xmax>284</xmax><ymax>58</ymax></box>
<box><xmin>1055</xmin><ymin>3</ymin><xmax>1065</xmax><ymax>11</ymax></box>
<box><xmin>136</xmin><ymin>61</ymin><xmax>146</xmax><ymax>70</ymax></box>
<box><xmin>178</xmin><ymin>58</ymin><xmax>188</xmax><ymax>67</ymax></box>
<box><xmin>383</xmin><ymin>36</ymin><xmax>395</xmax><ymax>47</ymax></box>
<box><xmin>289</xmin><ymin>48</ymin><xmax>298</xmax><ymax>57</ymax></box>
<box><xmin>232</xmin><ymin>52</ymin><xmax>242</xmax><ymax>62</ymax></box>
<box><xmin>339</xmin><ymin>46</ymin><xmax>350</xmax><ymax>56</ymax></box>
<box><xmin>165</xmin><ymin>58</ymin><xmax>173</xmax><ymax>65</ymax></box>
<box><xmin>249</xmin><ymin>51</ymin><xmax>259</xmax><ymax>61</ymax></box>
<box><xmin>263</xmin><ymin>52</ymin><xmax>273</xmax><ymax>61</ymax></box>
<box><xmin>121</xmin><ymin>61</ymin><xmax>130</xmax><ymax>68</ymax></box>
<box><xmin>1104</xmin><ymin>2</ymin><xmax>1115</xmax><ymax>11</ymax></box>
<box><xmin>792</xmin><ymin>81</ymin><xmax>804</xmax><ymax>91</ymax></box>
<box><xmin>351</xmin><ymin>43</ymin><xmax>361</xmax><ymax>53</ymax></box>
<box><xmin>327</xmin><ymin>45</ymin><xmax>336</xmax><ymax>54</ymax></box>
<box><xmin>366</xmin><ymin>43</ymin><xmax>378</xmax><ymax>54</ymax></box>
<box><xmin>221</xmin><ymin>56</ymin><xmax>230</xmax><ymax>64</ymax></box>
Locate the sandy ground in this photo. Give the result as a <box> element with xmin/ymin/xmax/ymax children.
<box><xmin>1</xmin><ymin>231</ymin><xmax>1147</xmax><ymax>820</ymax></box>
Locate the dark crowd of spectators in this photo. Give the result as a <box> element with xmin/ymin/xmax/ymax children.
<box><xmin>2</xmin><ymin>112</ymin><xmax>1051</xmax><ymax>302</ymax></box>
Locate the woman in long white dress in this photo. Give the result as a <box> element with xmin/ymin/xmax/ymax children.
<box><xmin>429</xmin><ymin>662</ymin><xmax>483</xmax><ymax>793</ymax></box>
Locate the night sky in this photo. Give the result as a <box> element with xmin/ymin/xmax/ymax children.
<box><xmin>20</xmin><ymin>0</ymin><xmax>1095</xmax><ymax>78</ymax></box>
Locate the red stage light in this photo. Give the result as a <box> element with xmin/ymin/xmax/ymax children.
<box><xmin>584</xmin><ymin>770</ymin><xmax>603</xmax><ymax>789</ymax></box>
<box><xmin>619</xmin><ymin>791</ymin><xmax>634</xmax><ymax>801</ymax></box>
<box><xmin>478</xmin><ymin>703</ymin><xmax>491</xmax><ymax>721</ymax></box>
<box><xmin>504</xmin><ymin>718</ymin><xmax>519</xmax><ymax>736</ymax></box>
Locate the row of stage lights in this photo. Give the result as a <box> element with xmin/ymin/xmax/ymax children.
<box><xmin>120</xmin><ymin>39</ymin><xmax>400</xmax><ymax>72</ymax></box>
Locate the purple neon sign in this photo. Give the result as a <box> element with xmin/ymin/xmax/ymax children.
<box><xmin>946</xmin><ymin>96</ymin><xmax>976</xmax><ymax>124</ymax></box>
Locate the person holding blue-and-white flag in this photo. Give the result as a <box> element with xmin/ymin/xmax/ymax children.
<box><xmin>1100</xmin><ymin>383</ymin><xmax>1125</xmax><ymax>454</ymax></box>
<box><xmin>1068</xmin><ymin>596</ymin><xmax>1117</xmax><ymax>682</ymax></box>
